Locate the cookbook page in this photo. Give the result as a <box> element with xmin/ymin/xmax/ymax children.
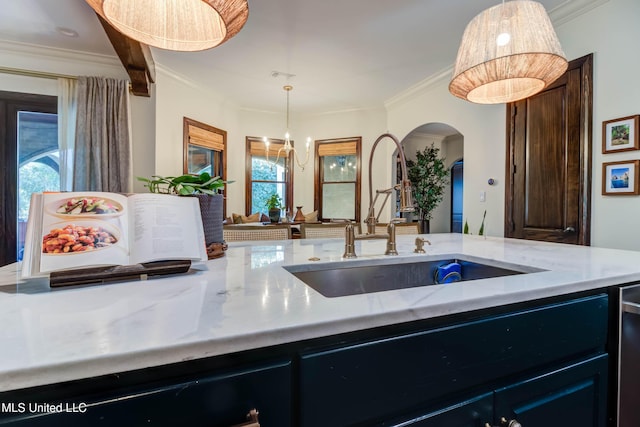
<box><xmin>38</xmin><ymin>192</ymin><xmax>130</xmax><ymax>273</ymax></box>
<box><xmin>128</xmin><ymin>194</ymin><xmax>207</xmax><ymax>264</ymax></box>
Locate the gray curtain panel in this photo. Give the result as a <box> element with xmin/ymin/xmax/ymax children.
<box><xmin>73</xmin><ymin>76</ymin><xmax>131</xmax><ymax>192</ymax></box>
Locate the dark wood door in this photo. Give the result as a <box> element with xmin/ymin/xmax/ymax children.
<box><xmin>505</xmin><ymin>54</ymin><xmax>592</xmax><ymax>244</ymax></box>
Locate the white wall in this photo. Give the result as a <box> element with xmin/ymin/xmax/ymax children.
<box><xmin>296</xmin><ymin>108</ymin><xmax>388</xmax><ymax>220</ymax></box>
<box><xmin>154</xmin><ymin>67</ymin><xmax>242</xmax><ymax>211</ymax></box>
<box><xmin>555</xmin><ymin>0</ymin><xmax>640</xmax><ymax>251</ymax></box>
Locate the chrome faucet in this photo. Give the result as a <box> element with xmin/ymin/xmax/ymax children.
<box><xmin>343</xmin><ymin>133</ymin><xmax>414</xmax><ymax>259</ymax></box>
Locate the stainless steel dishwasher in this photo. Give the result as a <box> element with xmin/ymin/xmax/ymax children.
<box><xmin>619</xmin><ymin>284</ymin><xmax>640</xmax><ymax>427</ymax></box>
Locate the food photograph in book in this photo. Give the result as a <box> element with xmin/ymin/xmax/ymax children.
<box><xmin>39</xmin><ymin>194</ymin><xmax>130</xmax><ymax>272</ymax></box>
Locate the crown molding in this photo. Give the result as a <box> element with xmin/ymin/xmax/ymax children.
<box><xmin>384</xmin><ymin>65</ymin><xmax>453</xmax><ymax>110</ymax></box>
<box><xmin>0</xmin><ymin>39</ymin><xmax>121</xmax><ymax>69</ymax></box>
<box><xmin>549</xmin><ymin>0</ymin><xmax>610</xmax><ymax>26</ymax></box>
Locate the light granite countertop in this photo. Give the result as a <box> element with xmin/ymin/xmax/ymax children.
<box><xmin>1</xmin><ymin>234</ymin><xmax>639</xmax><ymax>393</ymax></box>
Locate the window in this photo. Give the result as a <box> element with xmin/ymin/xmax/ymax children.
<box><xmin>245</xmin><ymin>137</ymin><xmax>293</xmax><ymax>216</ymax></box>
<box><xmin>314</xmin><ymin>137</ymin><xmax>361</xmax><ymax>222</ymax></box>
<box><xmin>183</xmin><ymin>117</ymin><xmax>227</xmax><ymax>215</ymax></box>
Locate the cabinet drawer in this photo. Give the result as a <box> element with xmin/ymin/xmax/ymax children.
<box><xmin>300</xmin><ymin>294</ymin><xmax>608</xmax><ymax>427</ymax></box>
<box><xmin>1</xmin><ymin>359</ymin><xmax>292</xmax><ymax>427</ymax></box>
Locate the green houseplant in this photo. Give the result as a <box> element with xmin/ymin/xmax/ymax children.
<box><xmin>137</xmin><ymin>172</ymin><xmax>227</xmax><ymax>196</ymax></box>
<box><xmin>406</xmin><ymin>144</ymin><xmax>449</xmax><ymax>233</ymax></box>
<box><xmin>265</xmin><ymin>193</ymin><xmax>283</xmax><ymax>223</ymax></box>
<box><xmin>137</xmin><ymin>172</ymin><xmax>229</xmax><ymax>245</ymax></box>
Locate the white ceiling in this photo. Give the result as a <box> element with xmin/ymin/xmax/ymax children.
<box><xmin>0</xmin><ymin>0</ymin><xmax>602</xmax><ymax>114</ymax></box>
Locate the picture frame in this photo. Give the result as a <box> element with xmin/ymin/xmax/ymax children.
<box><xmin>602</xmin><ymin>115</ymin><xmax>640</xmax><ymax>153</ymax></box>
<box><xmin>602</xmin><ymin>160</ymin><xmax>640</xmax><ymax>195</ymax></box>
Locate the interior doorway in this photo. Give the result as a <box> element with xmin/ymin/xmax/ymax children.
<box><xmin>0</xmin><ymin>90</ymin><xmax>58</xmax><ymax>267</ymax></box>
<box><xmin>451</xmin><ymin>159</ymin><xmax>463</xmax><ymax>233</ymax></box>
<box><xmin>397</xmin><ymin>123</ymin><xmax>463</xmax><ymax>233</ymax></box>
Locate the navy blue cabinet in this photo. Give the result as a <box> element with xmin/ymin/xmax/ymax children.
<box><xmin>0</xmin><ymin>359</ymin><xmax>292</xmax><ymax>427</ymax></box>
<box><xmin>300</xmin><ymin>294</ymin><xmax>609</xmax><ymax>427</ymax></box>
<box><xmin>494</xmin><ymin>354</ymin><xmax>608</xmax><ymax>427</ymax></box>
<box><xmin>378</xmin><ymin>354</ymin><xmax>608</xmax><ymax>427</ymax></box>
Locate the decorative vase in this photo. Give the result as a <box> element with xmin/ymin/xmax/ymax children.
<box><xmin>293</xmin><ymin>206</ymin><xmax>305</xmax><ymax>222</ymax></box>
<box><xmin>268</xmin><ymin>208</ymin><xmax>281</xmax><ymax>223</ymax></box>
<box><xmin>195</xmin><ymin>194</ymin><xmax>224</xmax><ymax>245</ymax></box>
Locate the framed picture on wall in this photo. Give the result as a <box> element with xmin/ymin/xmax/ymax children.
<box><xmin>602</xmin><ymin>115</ymin><xmax>640</xmax><ymax>153</ymax></box>
<box><xmin>602</xmin><ymin>160</ymin><xmax>640</xmax><ymax>195</ymax></box>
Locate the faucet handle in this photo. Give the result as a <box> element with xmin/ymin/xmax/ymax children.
<box><xmin>414</xmin><ymin>237</ymin><xmax>431</xmax><ymax>253</ymax></box>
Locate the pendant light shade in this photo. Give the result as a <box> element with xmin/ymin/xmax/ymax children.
<box><xmin>86</xmin><ymin>0</ymin><xmax>249</xmax><ymax>51</ymax></box>
<box><xmin>449</xmin><ymin>0</ymin><xmax>568</xmax><ymax>104</ymax></box>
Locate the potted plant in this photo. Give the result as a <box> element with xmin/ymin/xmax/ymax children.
<box><xmin>137</xmin><ymin>172</ymin><xmax>229</xmax><ymax>246</ymax></box>
<box><xmin>406</xmin><ymin>144</ymin><xmax>449</xmax><ymax>233</ymax></box>
<box><xmin>265</xmin><ymin>193</ymin><xmax>283</xmax><ymax>223</ymax></box>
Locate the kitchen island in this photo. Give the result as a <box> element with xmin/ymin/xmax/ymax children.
<box><xmin>0</xmin><ymin>234</ymin><xmax>637</xmax><ymax>426</ymax></box>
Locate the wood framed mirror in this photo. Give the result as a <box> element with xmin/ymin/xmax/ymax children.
<box><xmin>183</xmin><ymin>117</ymin><xmax>227</xmax><ymax>215</ymax></box>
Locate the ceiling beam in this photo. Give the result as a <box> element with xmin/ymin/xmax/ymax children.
<box><xmin>95</xmin><ymin>15</ymin><xmax>155</xmax><ymax>97</ymax></box>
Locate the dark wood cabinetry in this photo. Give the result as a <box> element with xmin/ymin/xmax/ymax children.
<box><xmin>0</xmin><ymin>293</ymin><xmax>609</xmax><ymax>427</ymax></box>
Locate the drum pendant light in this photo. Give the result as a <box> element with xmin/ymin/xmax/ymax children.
<box><xmin>86</xmin><ymin>0</ymin><xmax>249</xmax><ymax>52</ymax></box>
<box><xmin>449</xmin><ymin>0</ymin><xmax>568</xmax><ymax>104</ymax></box>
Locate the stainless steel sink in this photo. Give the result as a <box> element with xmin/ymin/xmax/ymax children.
<box><xmin>284</xmin><ymin>257</ymin><xmax>542</xmax><ymax>298</ymax></box>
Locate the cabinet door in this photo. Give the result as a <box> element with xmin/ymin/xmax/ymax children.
<box><xmin>381</xmin><ymin>393</ymin><xmax>493</xmax><ymax>427</ymax></box>
<box><xmin>494</xmin><ymin>355</ymin><xmax>608</xmax><ymax>427</ymax></box>
<box><xmin>1</xmin><ymin>359</ymin><xmax>292</xmax><ymax>427</ymax></box>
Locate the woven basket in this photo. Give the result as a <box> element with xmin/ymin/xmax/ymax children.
<box><xmin>195</xmin><ymin>194</ymin><xmax>224</xmax><ymax>245</ymax></box>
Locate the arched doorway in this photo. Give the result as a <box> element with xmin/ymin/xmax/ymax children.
<box><xmin>394</xmin><ymin>123</ymin><xmax>463</xmax><ymax>233</ymax></box>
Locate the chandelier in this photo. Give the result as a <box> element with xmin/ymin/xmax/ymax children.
<box><xmin>449</xmin><ymin>0</ymin><xmax>568</xmax><ymax>104</ymax></box>
<box><xmin>85</xmin><ymin>0</ymin><xmax>249</xmax><ymax>51</ymax></box>
<box><xmin>264</xmin><ymin>85</ymin><xmax>311</xmax><ymax>171</ymax></box>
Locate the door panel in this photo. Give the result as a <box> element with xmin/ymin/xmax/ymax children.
<box><xmin>494</xmin><ymin>355</ymin><xmax>608</xmax><ymax>427</ymax></box>
<box><xmin>525</xmin><ymin>86</ymin><xmax>566</xmax><ymax>231</ymax></box>
<box><xmin>505</xmin><ymin>54</ymin><xmax>592</xmax><ymax>245</ymax></box>
<box><xmin>0</xmin><ymin>91</ymin><xmax>57</xmax><ymax>267</ymax></box>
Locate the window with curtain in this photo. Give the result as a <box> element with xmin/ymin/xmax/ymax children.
<box><xmin>245</xmin><ymin>137</ymin><xmax>293</xmax><ymax>216</ymax></box>
<box><xmin>314</xmin><ymin>137</ymin><xmax>361</xmax><ymax>222</ymax></box>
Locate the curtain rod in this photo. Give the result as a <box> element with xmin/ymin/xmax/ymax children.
<box><xmin>0</xmin><ymin>66</ymin><xmax>135</xmax><ymax>91</ymax></box>
<box><xmin>0</xmin><ymin>66</ymin><xmax>77</xmax><ymax>80</ymax></box>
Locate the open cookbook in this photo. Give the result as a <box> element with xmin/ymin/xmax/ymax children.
<box><xmin>21</xmin><ymin>192</ymin><xmax>208</xmax><ymax>278</ymax></box>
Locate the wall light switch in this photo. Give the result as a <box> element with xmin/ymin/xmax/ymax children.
<box><xmin>480</xmin><ymin>191</ymin><xmax>486</xmax><ymax>202</ymax></box>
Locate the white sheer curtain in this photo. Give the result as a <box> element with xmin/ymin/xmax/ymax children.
<box><xmin>57</xmin><ymin>78</ymin><xmax>77</xmax><ymax>191</ymax></box>
<box><xmin>73</xmin><ymin>76</ymin><xmax>132</xmax><ymax>192</ymax></box>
